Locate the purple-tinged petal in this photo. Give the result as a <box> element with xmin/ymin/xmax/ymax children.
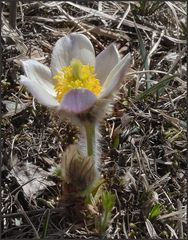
<box><xmin>99</xmin><ymin>53</ymin><xmax>131</xmax><ymax>98</ymax></box>
<box><xmin>22</xmin><ymin>60</ymin><xmax>56</xmax><ymax>96</ymax></box>
<box><xmin>95</xmin><ymin>44</ymin><xmax>120</xmax><ymax>84</ymax></box>
<box><xmin>59</xmin><ymin>88</ymin><xmax>97</xmax><ymax>114</ymax></box>
<box><xmin>51</xmin><ymin>33</ymin><xmax>95</xmax><ymax>76</ymax></box>
<box><xmin>20</xmin><ymin>75</ymin><xmax>59</xmax><ymax>107</ymax></box>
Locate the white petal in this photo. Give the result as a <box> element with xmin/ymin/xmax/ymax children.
<box><xmin>95</xmin><ymin>44</ymin><xmax>120</xmax><ymax>84</ymax></box>
<box><xmin>51</xmin><ymin>33</ymin><xmax>95</xmax><ymax>76</ymax></box>
<box><xmin>20</xmin><ymin>75</ymin><xmax>59</xmax><ymax>107</ymax></box>
<box><xmin>59</xmin><ymin>88</ymin><xmax>97</xmax><ymax>114</ymax></box>
<box><xmin>99</xmin><ymin>53</ymin><xmax>131</xmax><ymax>98</ymax></box>
<box><xmin>22</xmin><ymin>60</ymin><xmax>56</xmax><ymax>96</ymax></box>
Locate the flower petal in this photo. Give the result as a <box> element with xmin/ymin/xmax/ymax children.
<box><xmin>99</xmin><ymin>53</ymin><xmax>131</xmax><ymax>98</ymax></box>
<box><xmin>59</xmin><ymin>88</ymin><xmax>97</xmax><ymax>114</ymax></box>
<box><xmin>22</xmin><ymin>60</ymin><xmax>56</xmax><ymax>96</ymax></box>
<box><xmin>51</xmin><ymin>33</ymin><xmax>95</xmax><ymax>76</ymax></box>
<box><xmin>95</xmin><ymin>44</ymin><xmax>120</xmax><ymax>84</ymax></box>
<box><xmin>20</xmin><ymin>75</ymin><xmax>59</xmax><ymax>107</ymax></box>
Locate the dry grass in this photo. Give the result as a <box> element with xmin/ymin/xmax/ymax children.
<box><xmin>1</xmin><ymin>1</ymin><xmax>187</xmax><ymax>239</ymax></box>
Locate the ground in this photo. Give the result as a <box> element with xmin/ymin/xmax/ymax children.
<box><xmin>1</xmin><ymin>1</ymin><xmax>187</xmax><ymax>239</ymax></box>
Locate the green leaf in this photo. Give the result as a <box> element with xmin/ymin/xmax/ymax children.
<box><xmin>83</xmin><ymin>178</ymin><xmax>105</xmax><ymax>204</ymax></box>
<box><xmin>102</xmin><ymin>191</ymin><xmax>115</xmax><ymax>213</ymax></box>
<box><xmin>148</xmin><ymin>203</ymin><xmax>161</xmax><ymax>221</ymax></box>
<box><xmin>41</xmin><ymin>209</ymin><xmax>50</xmax><ymax>239</ymax></box>
<box><xmin>112</xmin><ymin>133</ymin><xmax>120</xmax><ymax>149</ymax></box>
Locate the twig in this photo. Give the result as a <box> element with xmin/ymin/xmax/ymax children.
<box><xmin>9</xmin><ymin>1</ymin><xmax>17</xmax><ymax>29</ymax></box>
<box><xmin>56</xmin><ymin>5</ymin><xmax>105</xmax><ymax>50</ymax></box>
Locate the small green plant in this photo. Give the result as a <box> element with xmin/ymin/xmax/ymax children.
<box><xmin>52</xmin><ymin>165</ymin><xmax>62</xmax><ymax>178</ymax></box>
<box><xmin>95</xmin><ymin>191</ymin><xmax>116</xmax><ymax>234</ymax></box>
<box><xmin>83</xmin><ymin>178</ymin><xmax>105</xmax><ymax>205</ymax></box>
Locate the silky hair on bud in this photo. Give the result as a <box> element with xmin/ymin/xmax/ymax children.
<box><xmin>61</xmin><ymin>144</ymin><xmax>97</xmax><ymax>192</ymax></box>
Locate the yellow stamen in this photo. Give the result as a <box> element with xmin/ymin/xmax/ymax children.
<box><xmin>53</xmin><ymin>59</ymin><xmax>102</xmax><ymax>102</ymax></box>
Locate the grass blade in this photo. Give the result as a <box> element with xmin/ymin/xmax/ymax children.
<box><xmin>136</xmin><ymin>75</ymin><xmax>176</xmax><ymax>100</ymax></box>
<box><xmin>134</xmin><ymin>19</ymin><xmax>151</xmax><ymax>89</ymax></box>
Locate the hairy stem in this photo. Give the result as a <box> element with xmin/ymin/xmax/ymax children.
<box><xmin>84</xmin><ymin>121</ymin><xmax>95</xmax><ymax>156</ymax></box>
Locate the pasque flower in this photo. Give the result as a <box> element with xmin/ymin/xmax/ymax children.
<box><xmin>20</xmin><ymin>33</ymin><xmax>131</xmax><ymax>160</ymax></box>
<box><xmin>20</xmin><ymin>33</ymin><xmax>131</xmax><ymax>118</ymax></box>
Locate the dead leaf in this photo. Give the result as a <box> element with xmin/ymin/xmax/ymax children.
<box><xmin>11</xmin><ymin>161</ymin><xmax>54</xmax><ymax>198</ymax></box>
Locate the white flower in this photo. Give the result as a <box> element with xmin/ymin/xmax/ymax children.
<box><xmin>20</xmin><ymin>33</ymin><xmax>131</xmax><ymax>115</ymax></box>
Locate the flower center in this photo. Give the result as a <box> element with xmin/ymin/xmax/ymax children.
<box><xmin>53</xmin><ymin>59</ymin><xmax>102</xmax><ymax>102</ymax></box>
